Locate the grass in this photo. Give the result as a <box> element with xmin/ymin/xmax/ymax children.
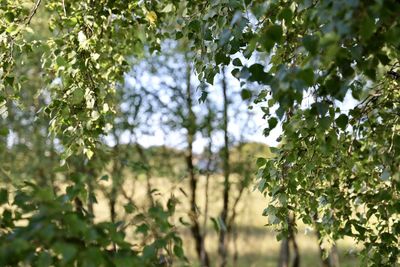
<box><xmin>92</xmin><ymin>173</ymin><xmax>361</xmax><ymax>266</ymax></box>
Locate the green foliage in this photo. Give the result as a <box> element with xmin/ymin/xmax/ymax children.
<box><xmin>181</xmin><ymin>0</ymin><xmax>400</xmax><ymax>265</ymax></box>
<box><xmin>0</xmin><ymin>182</ymin><xmax>185</xmax><ymax>266</ymax></box>
<box><xmin>1</xmin><ymin>0</ymin><xmax>400</xmax><ymax>266</ymax></box>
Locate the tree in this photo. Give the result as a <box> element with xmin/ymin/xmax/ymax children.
<box><xmin>181</xmin><ymin>0</ymin><xmax>400</xmax><ymax>265</ymax></box>
<box><xmin>1</xmin><ymin>0</ymin><xmax>399</xmax><ymax>266</ymax></box>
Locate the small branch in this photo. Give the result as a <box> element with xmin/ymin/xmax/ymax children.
<box><xmin>62</xmin><ymin>0</ymin><xmax>67</xmax><ymax>16</ymax></box>
<box><xmin>26</xmin><ymin>0</ymin><xmax>42</xmax><ymax>25</ymax></box>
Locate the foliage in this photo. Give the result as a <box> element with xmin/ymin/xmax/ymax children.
<box><xmin>0</xmin><ymin>181</ymin><xmax>185</xmax><ymax>266</ymax></box>
<box><xmin>1</xmin><ymin>0</ymin><xmax>399</xmax><ymax>266</ymax></box>
<box><xmin>180</xmin><ymin>0</ymin><xmax>400</xmax><ymax>265</ymax></box>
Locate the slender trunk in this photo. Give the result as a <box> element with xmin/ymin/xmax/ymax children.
<box><xmin>278</xmin><ymin>238</ymin><xmax>290</xmax><ymax>267</ymax></box>
<box><xmin>134</xmin><ymin>142</ymin><xmax>154</xmax><ymax>206</ymax></box>
<box><xmin>316</xmin><ymin>229</ymin><xmax>330</xmax><ymax>267</ymax></box>
<box><xmin>278</xmin><ymin>209</ymin><xmax>300</xmax><ymax>267</ymax></box>
<box><xmin>314</xmin><ymin>214</ymin><xmax>340</xmax><ymax>267</ymax></box>
<box><xmin>185</xmin><ymin>57</ymin><xmax>210</xmax><ymax>267</ymax></box>
<box><xmin>49</xmin><ymin>135</ymin><xmax>57</xmax><ymax>195</ymax></box>
<box><xmin>278</xmin><ymin>110</ymin><xmax>300</xmax><ymax>267</ymax></box>
<box><xmin>202</xmin><ymin>103</ymin><xmax>213</xmax><ymax>237</ymax></box>
<box><xmin>87</xmin><ymin>169</ymin><xmax>95</xmax><ymax>218</ymax></box>
<box><xmin>329</xmin><ymin>244</ymin><xmax>340</xmax><ymax>267</ymax></box>
<box><xmin>109</xmin><ymin>184</ymin><xmax>117</xmax><ymax>253</ymax></box>
<box><xmin>110</xmin><ymin>186</ymin><xmax>116</xmax><ymax>223</ymax></box>
<box><xmin>289</xmin><ymin>216</ymin><xmax>300</xmax><ymax>267</ymax></box>
<box><xmin>110</xmin><ymin>143</ymin><xmax>119</xmax><ymax>225</ymax></box>
<box><xmin>109</xmin><ymin>140</ymin><xmax>121</xmax><ymax>252</ymax></box>
<box><xmin>316</xmin><ymin>230</ymin><xmax>340</xmax><ymax>267</ymax></box>
<box><xmin>219</xmin><ymin>68</ymin><xmax>230</xmax><ymax>267</ymax></box>
<box><xmin>232</xmin><ymin>226</ymin><xmax>239</xmax><ymax>267</ymax></box>
<box><xmin>328</xmin><ymin>244</ymin><xmax>340</xmax><ymax>267</ymax></box>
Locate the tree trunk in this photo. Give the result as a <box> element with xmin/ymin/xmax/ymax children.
<box><xmin>202</xmin><ymin>102</ymin><xmax>213</xmax><ymax>238</ymax></box>
<box><xmin>218</xmin><ymin>68</ymin><xmax>230</xmax><ymax>267</ymax></box>
<box><xmin>134</xmin><ymin>142</ymin><xmax>154</xmax><ymax>206</ymax></box>
<box><xmin>329</xmin><ymin>244</ymin><xmax>340</xmax><ymax>267</ymax></box>
<box><xmin>289</xmin><ymin>219</ymin><xmax>300</xmax><ymax>267</ymax></box>
<box><xmin>315</xmin><ymin>215</ymin><xmax>340</xmax><ymax>267</ymax></box>
<box><xmin>278</xmin><ymin>207</ymin><xmax>300</xmax><ymax>267</ymax></box>
<box><xmin>317</xmin><ymin>234</ymin><xmax>340</xmax><ymax>267</ymax></box>
<box><xmin>185</xmin><ymin>57</ymin><xmax>210</xmax><ymax>267</ymax></box>
<box><xmin>278</xmin><ymin>238</ymin><xmax>290</xmax><ymax>267</ymax></box>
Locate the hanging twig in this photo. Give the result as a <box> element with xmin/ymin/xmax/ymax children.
<box><xmin>26</xmin><ymin>0</ymin><xmax>42</xmax><ymax>25</ymax></box>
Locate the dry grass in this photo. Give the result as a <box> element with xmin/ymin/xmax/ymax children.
<box><xmin>93</xmin><ymin>173</ymin><xmax>361</xmax><ymax>267</ymax></box>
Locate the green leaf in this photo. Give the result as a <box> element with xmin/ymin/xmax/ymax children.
<box><xmin>85</xmin><ymin>148</ymin><xmax>94</xmax><ymax>159</ymax></box>
<box><xmin>240</xmin><ymin>89</ymin><xmax>252</xmax><ymax>100</ymax></box>
<box><xmin>256</xmin><ymin>157</ymin><xmax>267</xmax><ymax>167</ymax></box>
<box><xmin>302</xmin><ymin>35</ymin><xmax>319</xmax><ymax>55</ymax></box>
<box><xmin>298</xmin><ymin>68</ymin><xmax>314</xmax><ymax>86</ymax></box>
<box><xmin>5</xmin><ymin>76</ymin><xmax>14</xmax><ymax>86</ymax></box>
<box><xmin>91</xmin><ymin>53</ymin><xmax>100</xmax><ymax>61</ymax></box>
<box><xmin>232</xmin><ymin>58</ymin><xmax>242</xmax><ymax>66</ymax></box>
<box><xmin>56</xmin><ymin>56</ymin><xmax>67</xmax><ymax>67</ymax></box>
<box><xmin>215</xmin><ymin>51</ymin><xmax>230</xmax><ymax>65</ymax></box>
<box><xmin>37</xmin><ymin>252</ymin><xmax>52</xmax><ymax>267</ymax></box>
<box><xmin>278</xmin><ymin>8</ymin><xmax>293</xmax><ymax>23</ymax></box>
<box><xmin>0</xmin><ymin>127</ymin><xmax>8</xmax><ymax>137</ymax></box>
<box><xmin>54</xmin><ymin>242</ymin><xmax>77</xmax><ymax>264</ymax></box>
<box><xmin>124</xmin><ymin>203</ymin><xmax>135</xmax><ymax>213</ymax></box>
<box><xmin>210</xmin><ymin>217</ymin><xmax>220</xmax><ymax>233</ymax></box>
<box><xmin>335</xmin><ymin>114</ymin><xmax>348</xmax><ymax>130</ymax></box>
<box><xmin>319</xmin><ymin>116</ymin><xmax>331</xmax><ymax>131</ymax></box>
<box><xmin>4</xmin><ymin>12</ymin><xmax>15</xmax><ymax>23</ymax></box>
<box><xmin>188</xmin><ymin>20</ymin><xmax>201</xmax><ymax>32</ymax></box>
<box><xmin>261</xmin><ymin>24</ymin><xmax>283</xmax><ymax>51</ymax></box>
<box><xmin>248</xmin><ymin>64</ymin><xmax>271</xmax><ymax>84</ymax></box>
<box><xmin>173</xmin><ymin>245</ymin><xmax>184</xmax><ymax>258</ymax></box>
<box><xmin>100</xmin><ymin>175</ymin><xmax>109</xmax><ymax>181</ymax></box>
<box><xmin>71</xmin><ymin>88</ymin><xmax>84</xmax><ymax>104</ymax></box>
<box><xmin>0</xmin><ymin>188</ymin><xmax>8</xmax><ymax>205</ymax></box>
<box><xmin>359</xmin><ymin>16</ymin><xmax>375</xmax><ymax>40</ymax></box>
<box><xmin>268</xmin><ymin>117</ymin><xmax>278</xmax><ymax>130</ymax></box>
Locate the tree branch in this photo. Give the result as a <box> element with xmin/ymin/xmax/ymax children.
<box><xmin>26</xmin><ymin>0</ymin><xmax>42</xmax><ymax>25</ymax></box>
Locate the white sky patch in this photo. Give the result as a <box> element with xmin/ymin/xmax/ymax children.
<box><xmin>114</xmin><ymin>69</ymin><xmax>277</xmax><ymax>154</ymax></box>
<box><xmin>108</xmin><ymin>53</ymin><xmax>358</xmax><ymax>154</ymax></box>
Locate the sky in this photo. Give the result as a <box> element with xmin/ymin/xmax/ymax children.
<box><xmin>115</xmin><ymin>55</ymin><xmax>359</xmax><ymax>154</ymax></box>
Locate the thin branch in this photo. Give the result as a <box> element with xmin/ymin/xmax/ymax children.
<box><xmin>26</xmin><ymin>0</ymin><xmax>42</xmax><ymax>25</ymax></box>
<box><xmin>62</xmin><ymin>0</ymin><xmax>67</xmax><ymax>16</ymax></box>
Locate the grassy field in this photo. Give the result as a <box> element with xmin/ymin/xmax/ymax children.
<box><xmin>93</xmin><ymin>173</ymin><xmax>361</xmax><ymax>267</ymax></box>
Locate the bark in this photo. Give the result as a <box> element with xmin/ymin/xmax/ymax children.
<box><xmin>277</xmin><ymin>218</ymin><xmax>299</xmax><ymax>267</ymax></box>
<box><xmin>202</xmin><ymin>102</ymin><xmax>213</xmax><ymax>237</ymax></box>
<box><xmin>317</xmin><ymin>230</ymin><xmax>340</xmax><ymax>267</ymax></box>
<box><xmin>110</xmin><ymin>141</ymin><xmax>120</xmax><ymax>225</ymax></box>
<box><xmin>289</xmin><ymin>218</ymin><xmax>300</xmax><ymax>267</ymax></box>
<box><xmin>232</xmin><ymin>226</ymin><xmax>239</xmax><ymax>267</ymax></box>
<box><xmin>315</xmin><ymin>215</ymin><xmax>340</xmax><ymax>267</ymax></box>
<box><xmin>87</xmin><ymin>168</ymin><xmax>95</xmax><ymax>218</ymax></box>
<box><xmin>329</xmin><ymin>244</ymin><xmax>340</xmax><ymax>267</ymax></box>
<box><xmin>218</xmin><ymin>68</ymin><xmax>230</xmax><ymax>267</ymax></box>
<box><xmin>134</xmin><ymin>142</ymin><xmax>154</xmax><ymax>206</ymax></box>
<box><xmin>185</xmin><ymin>57</ymin><xmax>210</xmax><ymax>267</ymax></box>
<box><xmin>278</xmin><ymin>238</ymin><xmax>290</xmax><ymax>267</ymax></box>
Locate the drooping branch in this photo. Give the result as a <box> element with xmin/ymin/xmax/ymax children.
<box><xmin>26</xmin><ymin>0</ymin><xmax>42</xmax><ymax>25</ymax></box>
